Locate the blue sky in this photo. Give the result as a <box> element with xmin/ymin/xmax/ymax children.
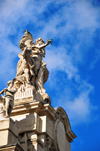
<box><xmin>0</xmin><ymin>0</ymin><xmax>100</xmax><ymax>150</ymax></box>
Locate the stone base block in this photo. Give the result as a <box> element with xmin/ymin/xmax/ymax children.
<box><xmin>10</xmin><ymin>102</ymin><xmax>76</xmax><ymax>151</ymax></box>
<box><xmin>0</xmin><ymin>118</ymin><xmax>19</xmax><ymax>146</ymax></box>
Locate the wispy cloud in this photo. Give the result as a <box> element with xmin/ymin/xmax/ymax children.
<box><xmin>0</xmin><ymin>0</ymin><xmax>100</xmax><ymax>125</ymax></box>
<box><xmin>61</xmin><ymin>82</ymin><xmax>95</xmax><ymax>125</ymax></box>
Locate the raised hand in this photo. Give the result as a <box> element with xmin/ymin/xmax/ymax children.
<box><xmin>47</xmin><ymin>39</ymin><xmax>53</xmax><ymax>45</ymax></box>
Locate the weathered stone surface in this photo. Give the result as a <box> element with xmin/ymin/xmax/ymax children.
<box><xmin>0</xmin><ymin>119</ymin><xmax>19</xmax><ymax>146</ymax></box>
<box><xmin>0</xmin><ymin>102</ymin><xmax>76</xmax><ymax>151</ymax></box>
<box><xmin>10</xmin><ymin>103</ymin><xmax>76</xmax><ymax>150</ymax></box>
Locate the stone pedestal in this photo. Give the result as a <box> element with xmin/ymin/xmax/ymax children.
<box><xmin>0</xmin><ymin>118</ymin><xmax>19</xmax><ymax>146</ymax></box>
<box><xmin>9</xmin><ymin>102</ymin><xmax>76</xmax><ymax>151</ymax></box>
<box><xmin>0</xmin><ymin>101</ymin><xmax>76</xmax><ymax>151</ymax></box>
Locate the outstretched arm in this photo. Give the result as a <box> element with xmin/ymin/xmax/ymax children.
<box><xmin>32</xmin><ymin>43</ymin><xmax>47</xmax><ymax>49</ymax></box>
<box><xmin>0</xmin><ymin>88</ymin><xmax>15</xmax><ymax>95</ymax></box>
<box><xmin>32</xmin><ymin>39</ymin><xmax>53</xmax><ymax>49</ymax></box>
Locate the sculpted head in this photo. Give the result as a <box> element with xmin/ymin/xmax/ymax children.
<box><xmin>36</xmin><ymin>38</ymin><xmax>45</xmax><ymax>45</ymax></box>
<box><xmin>14</xmin><ymin>80</ymin><xmax>21</xmax><ymax>90</ymax></box>
<box><xmin>21</xmin><ymin>29</ymin><xmax>33</xmax><ymax>42</ymax></box>
<box><xmin>19</xmin><ymin>30</ymin><xmax>34</xmax><ymax>50</ymax></box>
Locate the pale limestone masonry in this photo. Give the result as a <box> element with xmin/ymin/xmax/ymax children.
<box><xmin>0</xmin><ymin>30</ymin><xmax>76</xmax><ymax>151</ymax></box>
<box><xmin>0</xmin><ymin>101</ymin><xmax>76</xmax><ymax>151</ymax></box>
<box><xmin>0</xmin><ymin>118</ymin><xmax>19</xmax><ymax>146</ymax></box>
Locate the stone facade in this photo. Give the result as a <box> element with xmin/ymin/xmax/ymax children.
<box><xmin>0</xmin><ymin>102</ymin><xmax>76</xmax><ymax>151</ymax></box>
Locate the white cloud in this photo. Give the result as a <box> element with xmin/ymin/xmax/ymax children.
<box><xmin>56</xmin><ymin>82</ymin><xmax>95</xmax><ymax>125</ymax></box>
<box><xmin>45</xmin><ymin>46</ymin><xmax>78</xmax><ymax>80</ymax></box>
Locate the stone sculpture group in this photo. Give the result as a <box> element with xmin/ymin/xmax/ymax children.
<box><xmin>0</xmin><ymin>30</ymin><xmax>52</xmax><ymax>118</ymax></box>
